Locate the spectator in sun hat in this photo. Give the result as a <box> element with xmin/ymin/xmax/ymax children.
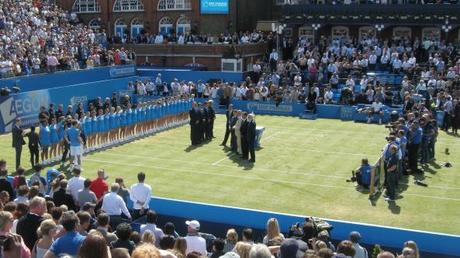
<box><xmin>349</xmin><ymin>231</ymin><xmax>368</xmax><ymax>258</ymax></box>
<box><xmin>184</xmin><ymin>220</ymin><xmax>207</xmax><ymax>256</ymax></box>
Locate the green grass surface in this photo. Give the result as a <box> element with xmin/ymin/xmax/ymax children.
<box><xmin>1</xmin><ymin>115</ymin><xmax>459</xmax><ymax>235</ymax></box>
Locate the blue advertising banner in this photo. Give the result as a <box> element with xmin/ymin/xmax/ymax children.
<box><xmin>231</xmin><ymin>100</ymin><xmax>305</xmax><ymax>117</ymax></box>
<box><xmin>200</xmin><ymin>0</ymin><xmax>229</xmax><ymax>14</ymax></box>
<box><xmin>0</xmin><ymin>76</ymin><xmax>137</xmax><ymax>133</ymax></box>
<box><xmin>340</xmin><ymin>106</ymin><xmax>354</xmax><ymax>121</ymax></box>
<box><xmin>0</xmin><ymin>65</ymin><xmax>136</xmax><ymax>92</ymax></box>
<box><xmin>109</xmin><ymin>65</ymin><xmax>136</xmax><ymax>78</ymax></box>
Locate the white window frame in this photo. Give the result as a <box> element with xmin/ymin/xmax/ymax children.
<box><xmin>176</xmin><ymin>16</ymin><xmax>191</xmax><ymax>36</ymax></box>
<box><xmin>72</xmin><ymin>0</ymin><xmax>101</xmax><ymax>13</ymax></box>
<box><xmin>115</xmin><ymin>19</ymin><xmax>128</xmax><ymax>38</ymax></box>
<box><xmin>113</xmin><ymin>0</ymin><xmax>144</xmax><ymax>12</ymax></box>
<box><xmin>89</xmin><ymin>19</ymin><xmax>101</xmax><ymax>30</ymax></box>
<box><xmin>159</xmin><ymin>17</ymin><xmax>173</xmax><ymax>35</ymax></box>
<box><xmin>158</xmin><ymin>0</ymin><xmax>192</xmax><ymax>11</ymax></box>
<box><xmin>131</xmin><ymin>19</ymin><xmax>144</xmax><ymax>39</ymax></box>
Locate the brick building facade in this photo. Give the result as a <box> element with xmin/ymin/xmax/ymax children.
<box><xmin>56</xmin><ymin>0</ymin><xmax>274</xmax><ymax>38</ymax></box>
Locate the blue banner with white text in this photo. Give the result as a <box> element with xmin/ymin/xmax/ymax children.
<box><xmin>0</xmin><ymin>76</ymin><xmax>137</xmax><ymax>133</ymax></box>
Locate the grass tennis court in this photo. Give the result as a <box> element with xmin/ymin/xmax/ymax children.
<box><xmin>1</xmin><ymin>115</ymin><xmax>459</xmax><ymax>235</ymax></box>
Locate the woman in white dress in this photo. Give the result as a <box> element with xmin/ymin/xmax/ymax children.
<box><xmin>233</xmin><ymin>110</ymin><xmax>243</xmax><ymax>155</ymax></box>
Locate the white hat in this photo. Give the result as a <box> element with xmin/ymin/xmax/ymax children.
<box><xmin>219</xmin><ymin>252</ymin><xmax>240</xmax><ymax>258</ymax></box>
<box><xmin>185</xmin><ymin>220</ymin><xmax>200</xmax><ymax>230</ymax></box>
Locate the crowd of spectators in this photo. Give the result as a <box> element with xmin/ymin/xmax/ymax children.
<box><xmin>178</xmin><ymin>34</ymin><xmax>459</xmax><ymax>132</ymax></box>
<box><xmin>0</xmin><ymin>158</ymin><xmax>422</xmax><ymax>258</ymax></box>
<box><xmin>129</xmin><ymin>30</ymin><xmax>267</xmax><ymax>45</ymax></box>
<box><xmin>0</xmin><ymin>0</ymin><xmax>136</xmax><ymax>78</ymax></box>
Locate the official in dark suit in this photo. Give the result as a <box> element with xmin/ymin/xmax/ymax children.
<box><xmin>12</xmin><ymin>118</ymin><xmax>25</xmax><ymax>169</ymax></box>
<box><xmin>25</xmin><ymin>126</ymin><xmax>40</xmax><ymax>167</ymax></box>
<box><xmin>230</xmin><ymin>110</ymin><xmax>239</xmax><ymax>152</ymax></box>
<box><xmin>16</xmin><ymin>196</ymin><xmax>46</xmax><ymax>250</ymax></box>
<box><xmin>201</xmin><ymin>103</ymin><xmax>209</xmax><ymax>141</ymax></box>
<box><xmin>207</xmin><ymin>100</ymin><xmax>216</xmax><ymax>139</ymax></box>
<box><xmin>240</xmin><ymin>112</ymin><xmax>249</xmax><ymax>159</ymax></box>
<box><xmin>189</xmin><ymin>102</ymin><xmax>199</xmax><ymax>145</ymax></box>
<box><xmin>246</xmin><ymin>114</ymin><xmax>257</xmax><ymax>163</ymax></box>
<box><xmin>221</xmin><ymin>104</ymin><xmax>234</xmax><ymax>146</ymax></box>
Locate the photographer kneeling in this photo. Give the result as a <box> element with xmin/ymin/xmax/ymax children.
<box><xmin>355</xmin><ymin>158</ymin><xmax>373</xmax><ymax>189</ymax></box>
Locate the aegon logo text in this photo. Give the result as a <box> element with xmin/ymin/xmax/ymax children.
<box><xmin>11</xmin><ymin>94</ymin><xmax>49</xmax><ymax>115</ymax></box>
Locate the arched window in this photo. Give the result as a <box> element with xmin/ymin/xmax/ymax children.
<box><xmin>131</xmin><ymin>19</ymin><xmax>144</xmax><ymax>39</ymax></box>
<box><xmin>113</xmin><ymin>0</ymin><xmax>144</xmax><ymax>12</ymax></box>
<box><xmin>114</xmin><ymin>19</ymin><xmax>128</xmax><ymax>38</ymax></box>
<box><xmin>176</xmin><ymin>16</ymin><xmax>191</xmax><ymax>35</ymax></box>
<box><xmin>89</xmin><ymin>19</ymin><xmax>101</xmax><ymax>30</ymax></box>
<box><xmin>159</xmin><ymin>17</ymin><xmax>173</xmax><ymax>35</ymax></box>
<box><xmin>158</xmin><ymin>0</ymin><xmax>191</xmax><ymax>11</ymax></box>
<box><xmin>72</xmin><ymin>0</ymin><xmax>101</xmax><ymax>13</ymax></box>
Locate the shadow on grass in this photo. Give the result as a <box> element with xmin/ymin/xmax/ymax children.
<box><xmin>421</xmin><ymin>164</ymin><xmax>437</xmax><ymax>175</ymax></box>
<box><xmin>221</xmin><ymin>146</ymin><xmax>255</xmax><ymax>171</ymax></box>
<box><xmin>184</xmin><ymin>139</ymin><xmax>212</xmax><ymax>152</ymax></box>
<box><xmin>387</xmin><ymin>201</ymin><xmax>401</xmax><ymax>214</ymax></box>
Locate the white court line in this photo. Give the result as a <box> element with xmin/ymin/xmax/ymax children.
<box><xmin>84</xmin><ymin>158</ymin><xmax>460</xmax><ymax>202</ymax></box>
<box><xmin>134</xmin><ymin>138</ymin><xmax>378</xmax><ymax>157</ymax></box>
<box><xmin>99</xmin><ymin>152</ymin><xmax>460</xmax><ymax>187</ymax></box>
<box><xmin>212</xmin><ymin>153</ymin><xmax>236</xmax><ymax>166</ymax></box>
<box><xmin>262</xmin><ymin>131</ymin><xmax>281</xmax><ymax>142</ymax></box>
<box><xmin>100</xmin><ymin>151</ymin><xmax>351</xmax><ymax>180</ymax></box>
<box><xmin>211</xmin><ymin>131</ymin><xmax>280</xmax><ymax>165</ymax></box>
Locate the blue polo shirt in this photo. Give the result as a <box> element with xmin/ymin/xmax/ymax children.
<box><xmin>49</xmin><ymin>231</ymin><xmax>86</xmax><ymax>256</ymax></box>
<box><xmin>410</xmin><ymin>127</ymin><xmax>423</xmax><ymax>145</ymax></box>
<box><xmin>67</xmin><ymin>127</ymin><xmax>81</xmax><ymax>147</ymax></box>
<box><xmin>360</xmin><ymin>165</ymin><xmax>372</xmax><ymax>186</ymax></box>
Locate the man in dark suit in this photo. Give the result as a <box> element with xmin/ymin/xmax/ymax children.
<box><xmin>240</xmin><ymin>112</ymin><xmax>249</xmax><ymax>159</ymax></box>
<box><xmin>230</xmin><ymin>110</ymin><xmax>239</xmax><ymax>152</ymax></box>
<box><xmin>207</xmin><ymin>100</ymin><xmax>216</xmax><ymax>139</ymax></box>
<box><xmin>16</xmin><ymin>196</ymin><xmax>46</xmax><ymax>250</ymax></box>
<box><xmin>201</xmin><ymin>103</ymin><xmax>209</xmax><ymax>141</ymax></box>
<box><xmin>25</xmin><ymin>126</ymin><xmax>40</xmax><ymax>167</ymax></box>
<box><xmin>246</xmin><ymin>114</ymin><xmax>257</xmax><ymax>163</ymax></box>
<box><xmin>221</xmin><ymin>104</ymin><xmax>234</xmax><ymax>146</ymax></box>
<box><xmin>52</xmin><ymin>179</ymin><xmax>77</xmax><ymax>211</ymax></box>
<box><xmin>12</xmin><ymin>118</ymin><xmax>25</xmax><ymax>169</ymax></box>
<box><xmin>189</xmin><ymin>102</ymin><xmax>199</xmax><ymax>145</ymax></box>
